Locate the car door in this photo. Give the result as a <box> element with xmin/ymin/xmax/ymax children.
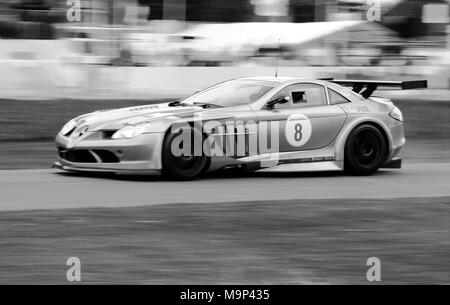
<box><xmin>254</xmin><ymin>82</ymin><xmax>347</xmax><ymax>153</ymax></box>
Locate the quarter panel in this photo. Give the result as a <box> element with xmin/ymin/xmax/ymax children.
<box><xmin>333</xmin><ymin>114</ymin><xmax>402</xmax><ymax>164</ymax></box>
<box><xmin>256</xmin><ymin>105</ymin><xmax>347</xmax><ymax>152</ymax></box>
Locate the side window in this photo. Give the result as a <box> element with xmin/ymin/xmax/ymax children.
<box><xmin>328</xmin><ymin>88</ymin><xmax>351</xmax><ymax>105</ymax></box>
<box><xmin>274</xmin><ymin>83</ymin><xmax>327</xmax><ymax>109</ymax></box>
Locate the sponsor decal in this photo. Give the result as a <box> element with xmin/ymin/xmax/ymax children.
<box><xmin>129</xmin><ymin>105</ymin><xmax>160</xmax><ymax>112</ymax></box>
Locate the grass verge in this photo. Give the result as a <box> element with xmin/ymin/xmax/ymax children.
<box><xmin>0</xmin><ymin>197</ymin><xmax>448</xmax><ymax>284</ymax></box>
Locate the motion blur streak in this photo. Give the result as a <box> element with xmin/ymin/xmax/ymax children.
<box><xmin>0</xmin><ymin>0</ymin><xmax>449</xmax><ymax>98</ymax></box>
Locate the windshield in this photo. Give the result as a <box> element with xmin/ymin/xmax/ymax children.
<box><xmin>182</xmin><ymin>80</ymin><xmax>276</xmax><ymax>107</ymax></box>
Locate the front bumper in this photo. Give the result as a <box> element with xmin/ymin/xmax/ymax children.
<box><xmin>54</xmin><ymin>132</ymin><xmax>165</xmax><ymax>175</ymax></box>
<box><xmin>53</xmin><ymin>161</ymin><xmax>161</xmax><ymax>175</ymax></box>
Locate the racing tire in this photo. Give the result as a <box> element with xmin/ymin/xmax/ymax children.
<box><xmin>162</xmin><ymin>127</ymin><xmax>210</xmax><ymax>180</ymax></box>
<box><xmin>344</xmin><ymin>124</ymin><xmax>387</xmax><ymax>176</ymax></box>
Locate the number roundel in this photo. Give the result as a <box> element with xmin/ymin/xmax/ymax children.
<box><xmin>285</xmin><ymin>114</ymin><xmax>312</xmax><ymax>147</ymax></box>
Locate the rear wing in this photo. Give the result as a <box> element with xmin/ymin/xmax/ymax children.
<box><xmin>327</xmin><ymin>79</ymin><xmax>428</xmax><ymax>99</ymax></box>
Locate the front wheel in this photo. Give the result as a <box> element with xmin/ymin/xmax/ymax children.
<box><xmin>344</xmin><ymin>124</ymin><xmax>387</xmax><ymax>175</ymax></box>
<box><xmin>162</xmin><ymin>128</ymin><xmax>210</xmax><ymax>180</ymax></box>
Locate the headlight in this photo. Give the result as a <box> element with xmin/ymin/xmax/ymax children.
<box><xmin>389</xmin><ymin>106</ymin><xmax>404</xmax><ymax>122</ymax></box>
<box><xmin>112</xmin><ymin>124</ymin><xmax>148</xmax><ymax>140</ymax></box>
<box><xmin>60</xmin><ymin>119</ymin><xmax>77</xmax><ymax>136</ymax></box>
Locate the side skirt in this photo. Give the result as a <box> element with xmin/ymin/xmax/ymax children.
<box><xmin>257</xmin><ymin>161</ymin><xmax>342</xmax><ymax>173</ymax></box>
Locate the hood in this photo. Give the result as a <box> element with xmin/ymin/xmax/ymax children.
<box><xmin>71</xmin><ymin>103</ymin><xmax>246</xmax><ymax>132</ymax></box>
<box><xmin>74</xmin><ymin>103</ymin><xmax>202</xmax><ymax>131</ymax></box>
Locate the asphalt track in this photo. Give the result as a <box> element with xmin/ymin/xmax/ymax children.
<box><xmin>1</xmin><ymin>162</ymin><xmax>449</xmax><ymax>212</ymax></box>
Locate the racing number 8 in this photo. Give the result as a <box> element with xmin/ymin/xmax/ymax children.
<box><xmin>285</xmin><ymin>114</ymin><xmax>312</xmax><ymax>148</ymax></box>
<box><xmin>294</xmin><ymin>123</ymin><xmax>302</xmax><ymax>142</ymax></box>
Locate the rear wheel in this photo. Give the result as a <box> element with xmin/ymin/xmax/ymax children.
<box><xmin>162</xmin><ymin>128</ymin><xmax>209</xmax><ymax>180</ymax></box>
<box><xmin>344</xmin><ymin>124</ymin><xmax>387</xmax><ymax>175</ymax></box>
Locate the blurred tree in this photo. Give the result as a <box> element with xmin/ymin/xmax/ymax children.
<box><xmin>383</xmin><ymin>0</ymin><xmax>449</xmax><ymax>39</ymax></box>
<box><xmin>3</xmin><ymin>0</ymin><xmax>65</xmax><ymax>38</ymax></box>
<box><xmin>137</xmin><ymin>0</ymin><xmax>164</xmax><ymax>20</ymax></box>
<box><xmin>134</xmin><ymin>0</ymin><xmax>332</xmax><ymax>23</ymax></box>
<box><xmin>290</xmin><ymin>0</ymin><xmax>331</xmax><ymax>22</ymax></box>
<box><xmin>185</xmin><ymin>0</ymin><xmax>253</xmax><ymax>22</ymax></box>
<box><xmin>9</xmin><ymin>0</ymin><xmax>66</xmax><ymax>23</ymax></box>
<box><xmin>137</xmin><ymin>0</ymin><xmax>253</xmax><ymax>22</ymax></box>
<box><xmin>10</xmin><ymin>0</ymin><xmax>50</xmax><ymax>11</ymax></box>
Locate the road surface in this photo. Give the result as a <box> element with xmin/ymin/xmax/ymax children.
<box><xmin>1</xmin><ymin>162</ymin><xmax>449</xmax><ymax>212</ymax></box>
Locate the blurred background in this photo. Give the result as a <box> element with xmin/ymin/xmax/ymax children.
<box><xmin>0</xmin><ymin>0</ymin><xmax>449</xmax><ymax>99</ymax></box>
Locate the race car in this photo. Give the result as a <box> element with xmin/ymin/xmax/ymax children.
<box><xmin>53</xmin><ymin>77</ymin><xmax>427</xmax><ymax>179</ymax></box>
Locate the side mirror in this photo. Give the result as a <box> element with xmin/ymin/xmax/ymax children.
<box><xmin>266</xmin><ymin>95</ymin><xmax>290</xmax><ymax>109</ymax></box>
